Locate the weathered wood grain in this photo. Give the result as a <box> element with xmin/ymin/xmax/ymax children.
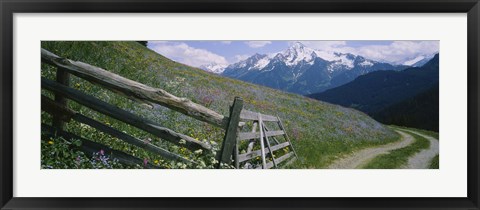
<box><xmin>256</xmin><ymin>152</ymin><xmax>294</xmax><ymax>169</ymax></box>
<box><xmin>237</xmin><ymin>130</ymin><xmax>285</xmax><ymax>141</ymax></box>
<box><xmin>246</xmin><ymin>122</ymin><xmax>258</xmax><ymax>154</ymax></box>
<box><xmin>238</xmin><ymin>141</ymin><xmax>290</xmax><ymax>162</ymax></box>
<box><xmin>278</xmin><ymin>117</ymin><xmax>298</xmax><ymax>158</ymax></box>
<box><xmin>52</xmin><ymin>67</ymin><xmax>70</xmax><ymax>130</ymax></box>
<box><xmin>258</xmin><ymin>114</ymin><xmax>267</xmax><ymax>169</ymax></box>
<box><xmin>262</xmin><ymin>123</ymin><xmax>277</xmax><ymax>168</ymax></box>
<box><xmin>218</xmin><ymin>97</ymin><xmax>243</xmax><ymax>167</ymax></box>
<box><xmin>42</xmin><ymin>78</ymin><xmax>211</xmax><ymax>151</ymax></box>
<box><xmin>240</xmin><ymin>109</ymin><xmax>278</xmax><ymax>122</ymax></box>
<box><xmin>234</xmin><ymin>126</ymin><xmax>240</xmax><ymax>169</ymax></box>
<box><xmin>72</xmin><ymin>113</ymin><xmax>195</xmax><ymax>165</ymax></box>
<box><xmin>41</xmin><ymin>95</ymin><xmax>75</xmax><ymax>122</ymax></box>
<box><xmin>42</xmin><ymin>49</ymin><xmax>228</xmax><ymax>129</ymax></box>
<box><xmin>263</xmin><ymin>124</ymin><xmax>281</xmax><ymax>145</ymax></box>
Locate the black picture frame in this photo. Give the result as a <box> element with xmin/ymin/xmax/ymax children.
<box><xmin>1</xmin><ymin>0</ymin><xmax>479</xmax><ymax>209</ymax></box>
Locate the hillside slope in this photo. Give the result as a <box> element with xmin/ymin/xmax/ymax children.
<box><xmin>309</xmin><ymin>54</ymin><xmax>439</xmax><ymax>131</ymax></box>
<box><xmin>373</xmin><ymin>85</ymin><xmax>439</xmax><ymax>131</ymax></box>
<box><xmin>41</xmin><ymin>41</ymin><xmax>399</xmax><ymax>168</ymax></box>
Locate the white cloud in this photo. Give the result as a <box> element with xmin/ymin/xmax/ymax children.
<box><xmin>245</xmin><ymin>41</ymin><xmax>272</xmax><ymax>48</ymax></box>
<box><xmin>297</xmin><ymin>41</ymin><xmax>348</xmax><ymax>50</ymax></box>
<box><xmin>353</xmin><ymin>41</ymin><xmax>439</xmax><ymax>64</ymax></box>
<box><xmin>148</xmin><ymin>41</ymin><xmax>169</xmax><ymax>44</ymax></box>
<box><xmin>299</xmin><ymin>41</ymin><xmax>439</xmax><ymax>64</ymax></box>
<box><xmin>147</xmin><ymin>41</ymin><xmax>228</xmax><ymax>67</ymax></box>
<box><xmin>233</xmin><ymin>54</ymin><xmax>251</xmax><ymax>62</ymax></box>
<box><xmin>299</xmin><ymin>41</ymin><xmax>352</xmax><ymax>52</ymax></box>
<box><xmin>220</xmin><ymin>41</ymin><xmax>232</xmax><ymax>44</ymax></box>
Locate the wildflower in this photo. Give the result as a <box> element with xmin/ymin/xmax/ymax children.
<box><xmin>48</xmin><ymin>141</ymin><xmax>54</xmax><ymax>145</ymax></box>
<box><xmin>143</xmin><ymin>158</ymin><xmax>148</xmax><ymax>167</ymax></box>
<box><xmin>99</xmin><ymin>155</ymin><xmax>110</xmax><ymax>167</ymax></box>
<box><xmin>99</xmin><ymin>149</ymin><xmax>105</xmax><ymax>156</ymax></box>
<box><xmin>154</xmin><ymin>160</ymin><xmax>159</xmax><ymax>164</ymax></box>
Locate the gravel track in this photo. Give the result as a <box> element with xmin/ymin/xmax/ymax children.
<box><xmin>327</xmin><ymin>129</ymin><xmax>439</xmax><ymax>169</ymax></box>
<box><xmin>328</xmin><ymin>130</ymin><xmax>414</xmax><ymax>169</ymax></box>
<box><xmin>398</xmin><ymin>129</ymin><xmax>439</xmax><ymax>169</ymax></box>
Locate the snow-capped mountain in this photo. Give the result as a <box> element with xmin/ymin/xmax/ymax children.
<box><xmin>199</xmin><ymin>63</ymin><xmax>228</xmax><ymax>74</ymax></box>
<box><xmin>401</xmin><ymin>54</ymin><xmax>436</xmax><ymax>67</ymax></box>
<box><xmin>222</xmin><ymin>42</ymin><xmax>408</xmax><ymax>95</ymax></box>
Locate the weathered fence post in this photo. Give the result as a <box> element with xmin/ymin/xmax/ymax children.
<box><xmin>218</xmin><ymin>97</ymin><xmax>243</xmax><ymax>168</ymax></box>
<box><xmin>52</xmin><ymin>67</ymin><xmax>70</xmax><ymax>130</ymax></box>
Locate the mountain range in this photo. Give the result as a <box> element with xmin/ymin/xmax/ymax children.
<box><xmin>309</xmin><ymin>54</ymin><xmax>439</xmax><ymax>131</ymax></box>
<box><xmin>182</xmin><ymin>41</ymin><xmax>439</xmax><ymax>131</ymax></box>
<box><xmin>209</xmin><ymin>42</ymin><xmax>412</xmax><ymax>94</ymax></box>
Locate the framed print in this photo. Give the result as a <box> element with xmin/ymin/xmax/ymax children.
<box><xmin>1</xmin><ymin>0</ymin><xmax>479</xmax><ymax>209</ymax></box>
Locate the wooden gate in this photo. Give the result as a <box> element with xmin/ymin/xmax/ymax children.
<box><xmin>218</xmin><ymin>98</ymin><xmax>298</xmax><ymax>169</ymax></box>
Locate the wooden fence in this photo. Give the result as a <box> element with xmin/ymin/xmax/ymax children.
<box><xmin>41</xmin><ymin>48</ymin><xmax>296</xmax><ymax>169</ymax></box>
<box><xmin>229</xmin><ymin>105</ymin><xmax>298</xmax><ymax>169</ymax></box>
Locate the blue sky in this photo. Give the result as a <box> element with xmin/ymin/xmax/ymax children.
<box><xmin>147</xmin><ymin>41</ymin><xmax>439</xmax><ymax>67</ymax></box>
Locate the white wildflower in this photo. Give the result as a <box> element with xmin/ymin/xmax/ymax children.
<box><xmin>194</xmin><ymin>149</ymin><xmax>203</xmax><ymax>155</ymax></box>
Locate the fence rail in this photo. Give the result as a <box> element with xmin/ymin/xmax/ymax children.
<box><xmin>41</xmin><ymin>96</ymin><xmax>195</xmax><ymax>164</ymax></box>
<box><xmin>41</xmin><ymin>48</ymin><xmax>296</xmax><ymax>169</ymax></box>
<box><xmin>42</xmin><ymin>49</ymin><xmax>228</xmax><ymax>129</ymax></box>
<box><xmin>233</xmin><ymin>109</ymin><xmax>298</xmax><ymax>169</ymax></box>
<box><xmin>42</xmin><ymin>77</ymin><xmax>211</xmax><ymax>151</ymax></box>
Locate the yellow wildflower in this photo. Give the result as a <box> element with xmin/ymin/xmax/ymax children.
<box><xmin>48</xmin><ymin>141</ymin><xmax>54</xmax><ymax>145</ymax></box>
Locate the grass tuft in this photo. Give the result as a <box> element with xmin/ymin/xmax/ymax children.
<box><xmin>429</xmin><ymin>154</ymin><xmax>439</xmax><ymax>169</ymax></box>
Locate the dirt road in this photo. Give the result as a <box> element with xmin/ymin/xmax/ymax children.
<box><xmin>400</xmin><ymin>129</ymin><xmax>439</xmax><ymax>169</ymax></box>
<box><xmin>328</xmin><ymin>130</ymin><xmax>414</xmax><ymax>169</ymax></box>
<box><xmin>327</xmin><ymin>129</ymin><xmax>439</xmax><ymax>169</ymax></box>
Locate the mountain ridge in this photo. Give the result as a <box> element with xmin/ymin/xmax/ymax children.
<box><xmin>220</xmin><ymin>42</ymin><xmax>414</xmax><ymax>94</ymax></box>
<box><xmin>309</xmin><ymin>53</ymin><xmax>439</xmax><ymax>131</ymax></box>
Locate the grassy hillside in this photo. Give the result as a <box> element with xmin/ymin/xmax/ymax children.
<box><xmin>41</xmin><ymin>41</ymin><xmax>399</xmax><ymax>169</ymax></box>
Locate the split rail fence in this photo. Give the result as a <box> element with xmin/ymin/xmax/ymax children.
<box><xmin>41</xmin><ymin>48</ymin><xmax>296</xmax><ymax>169</ymax></box>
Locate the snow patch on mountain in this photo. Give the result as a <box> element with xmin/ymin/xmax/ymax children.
<box><xmin>254</xmin><ymin>56</ymin><xmax>271</xmax><ymax>69</ymax></box>
<box><xmin>331</xmin><ymin>53</ymin><xmax>355</xmax><ymax>69</ymax></box>
<box><xmin>403</xmin><ymin>55</ymin><xmax>426</xmax><ymax>66</ymax></box>
<box><xmin>199</xmin><ymin>63</ymin><xmax>228</xmax><ymax>74</ymax></box>
<box><xmin>281</xmin><ymin>42</ymin><xmax>317</xmax><ymax>66</ymax></box>
<box><xmin>401</xmin><ymin>54</ymin><xmax>436</xmax><ymax>67</ymax></box>
<box><xmin>359</xmin><ymin>60</ymin><xmax>374</xmax><ymax>67</ymax></box>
